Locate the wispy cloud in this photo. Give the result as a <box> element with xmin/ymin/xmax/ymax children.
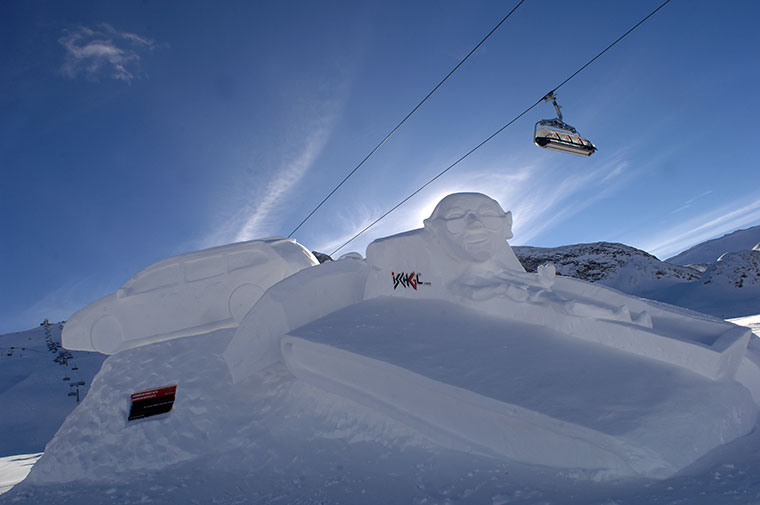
<box><xmin>310</xmin><ymin>205</ymin><xmax>385</xmax><ymax>257</ymax></box>
<box><xmin>321</xmin><ymin>149</ymin><xmax>634</xmax><ymax>256</ymax></box>
<box><xmin>197</xmin><ymin>43</ymin><xmax>362</xmax><ymax>251</ymax></box>
<box><xmin>640</xmin><ymin>197</ymin><xmax>760</xmax><ymax>260</ymax></box>
<box><xmin>511</xmin><ymin>158</ymin><xmax>630</xmax><ymax>244</ymax></box>
<box><xmin>670</xmin><ymin>190</ymin><xmax>713</xmax><ymax>214</ymax></box>
<box><xmin>59</xmin><ymin>24</ymin><xmax>154</xmax><ymax>83</ymax></box>
<box><xmin>233</xmin><ymin>119</ymin><xmax>336</xmax><ymax>242</ymax></box>
<box><xmin>0</xmin><ymin>275</ymin><xmax>104</xmax><ymax>334</ymax></box>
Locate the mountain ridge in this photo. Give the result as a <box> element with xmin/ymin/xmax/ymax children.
<box><xmin>513</xmin><ymin>241</ymin><xmax>700</xmax><ymax>294</ymax></box>
<box><xmin>666</xmin><ymin>224</ymin><xmax>760</xmax><ymax>266</ymax></box>
<box><xmin>514</xmin><ymin>232</ymin><xmax>760</xmax><ymax>319</ymax></box>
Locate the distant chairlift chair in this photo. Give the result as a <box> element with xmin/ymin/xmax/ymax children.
<box><xmin>534</xmin><ymin>92</ymin><xmax>597</xmax><ymax>157</ymax></box>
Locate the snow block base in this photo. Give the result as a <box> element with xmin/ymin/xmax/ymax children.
<box><xmin>282</xmin><ymin>298</ymin><xmax>758</xmax><ymax>479</ymax></box>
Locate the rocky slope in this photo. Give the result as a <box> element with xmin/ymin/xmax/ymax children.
<box><xmin>701</xmin><ymin>249</ymin><xmax>760</xmax><ymax>288</ymax></box>
<box><xmin>513</xmin><ymin>242</ymin><xmax>700</xmax><ymax>294</ymax></box>
<box><xmin>514</xmin><ymin>238</ymin><xmax>760</xmax><ymax>319</ymax></box>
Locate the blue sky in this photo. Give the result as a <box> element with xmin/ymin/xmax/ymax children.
<box><xmin>2</xmin><ymin>0</ymin><xmax>759</xmax><ymax>333</ymax></box>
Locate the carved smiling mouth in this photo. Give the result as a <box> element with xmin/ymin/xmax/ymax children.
<box><xmin>462</xmin><ymin>232</ymin><xmax>489</xmax><ymax>244</ymax></box>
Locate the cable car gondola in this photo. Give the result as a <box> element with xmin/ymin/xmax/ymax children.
<box><xmin>534</xmin><ymin>92</ymin><xmax>597</xmax><ymax>157</ymax></box>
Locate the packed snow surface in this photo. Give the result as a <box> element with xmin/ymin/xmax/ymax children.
<box><xmin>283</xmin><ymin>297</ymin><xmax>755</xmax><ymax>478</ymax></box>
<box><xmin>0</xmin><ymin>454</ymin><xmax>41</xmax><ymax>495</ymax></box>
<box><xmin>730</xmin><ymin>314</ymin><xmax>760</xmax><ymax>337</ymax></box>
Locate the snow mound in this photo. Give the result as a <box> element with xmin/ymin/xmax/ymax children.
<box><xmin>28</xmin><ymin>330</ymin><xmax>237</xmax><ymax>483</ymax></box>
<box><xmin>666</xmin><ymin>225</ymin><xmax>760</xmax><ymax>266</ymax></box>
<box><xmin>514</xmin><ymin>242</ymin><xmax>700</xmax><ymax>294</ymax></box>
<box><xmin>63</xmin><ymin>237</ymin><xmax>318</xmax><ymax>354</ymax></box>
<box><xmin>27</xmin><ymin>329</ymin><xmax>428</xmax><ymax>485</ymax></box>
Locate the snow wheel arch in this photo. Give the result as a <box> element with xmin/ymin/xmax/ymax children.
<box><xmin>228</xmin><ymin>283</ymin><xmax>265</xmax><ymax>323</ymax></box>
<box><xmin>90</xmin><ymin>315</ymin><xmax>124</xmax><ymax>354</ymax></box>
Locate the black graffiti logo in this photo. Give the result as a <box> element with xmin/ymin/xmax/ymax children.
<box><xmin>391</xmin><ymin>271</ymin><xmax>430</xmax><ymax>290</ymax></box>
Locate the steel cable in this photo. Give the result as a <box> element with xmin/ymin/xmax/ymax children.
<box><xmin>329</xmin><ymin>0</ymin><xmax>674</xmax><ymax>256</ymax></box>
<box><xmin>288</xmin><ymin>0</ymin><xmax>528</xmax><ymax>238</ymax></box>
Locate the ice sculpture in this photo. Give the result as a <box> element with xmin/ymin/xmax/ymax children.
<box><xmin>63</xmin><ymin>237</ymin><xmax>318</xmax><ymax>354</ymax></box>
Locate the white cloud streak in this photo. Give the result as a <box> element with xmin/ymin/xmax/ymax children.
<box><xmin>1</xmin><ymin>276</ymin><xmax>101</xmax><ymax>334</ymax></box>
<box><xmin>320</xmin><ymin>150</ymin><xmax>634</xmax><ymax>256</ymax></box>
<box><xmin>640</xmin><ymin>198</ymin><xmax>760</xmax><ymax>260</ymax></box>
<box><xmin>670</xmin><ymin>190</ymin><xmax>714</xmax><ymax>214</ymax></box>
<box><xmin>511</xmin><ymin>159</ymin><xmax>629</xmax><ymax>244</ymax></box>
<box><xmin>199</xmin><ymin>45</ymin><xmax>359</xmax><ymax>251</ymax></box>
<box><xmin>310</xmin><ymin>205</ymin><xmax>385</xmax><ymax>257</ymax></box>
<box><xmin>59</xmin><ymin>24</ymin><xmax>154</xmax><ymax>83</ymax></box>
<box><xmin>233</xmin><ymin>122</ymin><xmax>335</xmax><ymax>242</ymax></box>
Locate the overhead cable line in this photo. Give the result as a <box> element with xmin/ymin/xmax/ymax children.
<box><xmin>329</xmin><ymin>0</ymin><xmax>673</xmax><ymax>256</ymax></box>
<box><xmin>287</xmin><ymin>0</ymin><xmax>527</xmax><ymax>238</ymax></box>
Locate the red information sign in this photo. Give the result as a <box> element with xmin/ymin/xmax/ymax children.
<box><xmin>128</xmin><ymin>385</ymin><xmax>177</xmax><ymax>421</ymax></box>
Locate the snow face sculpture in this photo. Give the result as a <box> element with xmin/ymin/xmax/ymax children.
<box><xmin>63</xmin><ymin>237</ymin><xmax>318</xmax><ymax>354</ymax></box>
<box><xmin>424</xmin><ymin>192</ymin><xmax>514</xmax><ymax>263</ymax></box>
<box><xmin>363</xmin><ymin>193</ymin><xmax>525</xmax><ymax>302</ymax></box>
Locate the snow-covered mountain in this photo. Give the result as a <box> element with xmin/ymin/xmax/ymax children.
<box><xmin>514</xmin><ymin>238</ymin><xmax>760</xmax><ymax>319</ymax></box>
<box><xmin>666</xmin><ymin>224</ymin><xmax>760</xmax><ymax>266</ymax></box>
<box><xmin>513</xmin><ymin>242</ymin><xmax>700</xmax><ymax>294</ymax></box>
<box><xmin>701</xmin><ymin>249</ymin><xmax>760</xmax><ymax>288</ymax></box>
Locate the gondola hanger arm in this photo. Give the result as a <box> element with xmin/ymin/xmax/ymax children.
<box><xmin>542</xmin><ymin>91</ymin><xmax>564</xmax><ymax>122</ymax></box>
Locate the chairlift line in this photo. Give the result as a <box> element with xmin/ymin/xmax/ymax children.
<box><xmin>534</xmin><ymin>92</ymin><xmax>597</xmax><ymax>157</ymax></box>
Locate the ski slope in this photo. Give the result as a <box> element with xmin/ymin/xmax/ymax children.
<box><xmin>0</xmin><ymin>322</ymin><xmax>105</xmax><ymax>457</ymax></box>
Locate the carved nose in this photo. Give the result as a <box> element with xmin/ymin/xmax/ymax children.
<box><xmin>466</xmin><ymin>212</ymin><xmax>484</xmax><ymax>227</ymax></box>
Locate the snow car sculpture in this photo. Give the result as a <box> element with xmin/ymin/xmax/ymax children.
<box><xmin>63</xmin><ymin>237</ymin><xmax>318</xmax><ymax>354</ymax></box>
<box><xmin>225</xmin><ymin>193</ymin><xmax>759</xmax><ymax>479</ymax></box>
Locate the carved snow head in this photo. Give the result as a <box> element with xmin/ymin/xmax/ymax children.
<box><xmin>424</xmin><ymin>192</ymin><xmax>513</xmax><ymax>263</ymax></box>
